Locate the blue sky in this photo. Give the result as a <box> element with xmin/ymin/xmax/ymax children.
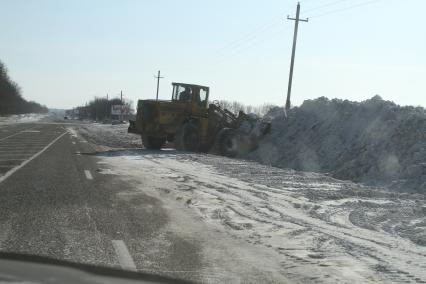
<box><xmin>1</xmin><ymin>0</ymin><xmax>425</xmax><ymax>109</ymax></box>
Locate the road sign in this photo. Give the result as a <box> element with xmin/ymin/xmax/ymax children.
<box><xmin>111</xmin><ymin>105</ymin><xmax>122</xmax><ymax>115</ymax></box>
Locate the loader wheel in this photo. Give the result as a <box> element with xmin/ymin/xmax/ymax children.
<box><xmin>142</xmin><ymin>135</ymin><xmax>166</xmax><ymax>150</ymax></box>
<box><xmin>175</xmin><ymin>123</ymin><xmax>200</xmax><ymax>152</ymax></box>
<box><xmin>217</xmin><ymin>128</ymin><xmax>239</xmax><ymax>157</ymax></box>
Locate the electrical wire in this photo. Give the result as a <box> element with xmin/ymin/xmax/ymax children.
<box><xmin>181</xmin><ymin>5</ymin><xmax>297</xmax><ymax>72</ymax></box>
<box><xmin>302</xmin><ymin>0</ymin><xmax>355</xmax><ymax>14</ymax></box>
<box><xmin>307</xmin><ymin>0</ymin><xmax>381</xmax><ymax>18</ymax></box>
<box><xmin>211</xmin><ymin>4</ymin><xmax>296</xmax><ymax>58</ymax></box>
<box><xmin>210</xmin><ymin>24</ymin><xmax>293</xmax><ymax>68</ymax></box>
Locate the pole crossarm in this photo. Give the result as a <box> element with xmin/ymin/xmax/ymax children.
<box><xmin>287</xmin><ymin>16</ymin><xmax>309</xmax><ymax>22</ymax></box>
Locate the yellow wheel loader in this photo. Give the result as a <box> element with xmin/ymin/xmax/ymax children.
<box><xmin>128</xmin><ymin>82</ymin><xmax>270</xmax><ymax>157</ymax></box>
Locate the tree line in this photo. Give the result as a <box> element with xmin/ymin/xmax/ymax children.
<box><xmin>216</xmin><ymin>100</ymin><xmax>276</xmax><ymax>117</ymax></box>
<box><xmin>71</xmin><ymin>97</ymin><xmax>133</xmax><ymax>121</ymax></box>
<box><xmin>0</xmin><ymin>60</ymin><xmax>48</xmax><ymax>115</ymax></box>
<box><xmin>71</xmin><ymin>98</ymin><xmax>274</xmax><ymax>121</ymax></box>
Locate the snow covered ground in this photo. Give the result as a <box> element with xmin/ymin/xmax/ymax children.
<box><xmin>77</xmin><ymin>123</ymin><xmax>141</xmax><ymax>148</ymax></box>
<box><xmin>76</xmin><ymin>123</ymin><xmax>426</xmax><ymax>283</ymax></box>
<box><xmin>0</xmin><ymin>113</ymin><xmax>49</xmax><ymax>125</ymax></box>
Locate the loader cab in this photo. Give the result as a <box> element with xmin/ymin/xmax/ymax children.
<box><xmin>171</xmin><ymin>83</ymin><xmax>209</xmax><ymax>109</ymax></box>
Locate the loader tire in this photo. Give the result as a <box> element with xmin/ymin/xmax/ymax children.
<box><xmin>142</xmin><ymin>135</ymin><xmax>166</xmax><ymax>150</ymax></box>
<box><xmin>217</xmin><ymin>128</ymin><xmax>239</xmax><ymax>158</ymax></box>
<box><xmin>175</xmin><ymin>122</ymin><xmax>200</xmax><ymax>152</ymax></box>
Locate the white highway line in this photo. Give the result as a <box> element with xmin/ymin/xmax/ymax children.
<box><xmin>72</xmin><ymin>141</ymin><xmax>76</xmax><ymax>145</ymax></box>
<box><xmin>0</xmin><ymin>221</ymin><xmax>11</xmax><ymax>249</ymax></box>
<box><xmin>112</xmin><ymin>240</ymin><xmax>137</xmax><ymax>271</ymax></box>
<box><xmin>0</xmin><ymin>145</ymin><xmax>47</xmax><ymax>148</ymax></box>
<box><xmin>0</xmin><ymin>132</ymin><xmax>67</xmax><ymax>184</ymax></box>
<box><xmin>0</xmin><ymin>132</ymin><xmax>24</xmax><ymax>141</ymax></box>
<box><xmin>0</xmin><ymin>159</ymin><xmax>27</xmax><ymax>162</ymax></box>
<box><xmin>0</xmin><ymin>126</ymin><xmax>38</xmax><ymax>141</ymax></box>
<box><xmin>0</xmin><ymin>150</ymin><xmax>36</xmax><ymax>152</ymax></box>
<box><xmin>0</xmin><ymin>154</ymin><xmax>32</xmax><ymax>156</ymax></box>
<box><xmin>0</xmin><ymin>143</ymin><xmax>49</xmax><ymax>147</ymax></box>
<box><xmin>84</xmin><ymin>170</ymin><xmax>93</xmax><ymax>180</ymax></box>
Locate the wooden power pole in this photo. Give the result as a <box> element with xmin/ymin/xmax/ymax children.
<box><xmin>285</xmin><ymin>2</ymin><xmax>308</xmax><ymax>111</ymax></box>
<box><xmin>120</xmin><ymin>90</ymin><xmax>123</xmax><ymax>121</ymax></box>
<box><xmin>155</xmin><ymin>70</ymin><xmax>164</xmax><ymax>101</ymax></box>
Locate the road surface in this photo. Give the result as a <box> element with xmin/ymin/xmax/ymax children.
<box><xmin>0</xmin><ymin>121</ymin><xmax>425</xmax><ymax>283</ymax></box>
<box><xmin>0</xmin><ymin>122</ymin><xmax>284</xmax><ymax>283</ymax></box>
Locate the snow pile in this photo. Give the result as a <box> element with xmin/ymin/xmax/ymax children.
<box><xmin>249</xmin><ymin>96</ymin><xmax>426</xmax><ymax>193</ymax></box>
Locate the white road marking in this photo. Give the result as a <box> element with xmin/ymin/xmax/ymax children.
<box><xmin>20</xmin><ymin>130</ymin><xmax>40</xmax><ymax>133</ymax></box>
<box><xmin>0</xmin><ymin>221</ymin><xmax>11</xmax><ymax>249</ymax></box>
<box><xmin>0</xmin><ymin>143</ymin><xmax>48</xmax><ymax>146</ymax></box>
<box><xmin>112</xmin><ymin>240</ymin><xmax>137</xmax><ymax>271</ymax></box>
<box><xmin>0</xmin><ymin>154</ymin><xmax>31</xmax><ymax>156</ymax></box>
<box><xmin>0</xmin><ymin>145</ymin><xmax>46</xmax><ymax>148</ymax></box>
<box><xmin>84</xmin><ymin>170</ymin><xmax>93</xmax><ymax>180</ymax></box>
<box><xmin>0</xmin><ymin>126</ymin><xmax>38</xmax><ymax>141</ymax></box>
<box><xmin>0</xmin><ymin>132</ymin><xmax>23</xmax><ymax>141</ymax></box>
<box><xmin>0</xmin><ymin>132</ymin><xmax>67</xmax><ymax>184</ymax></box>
<box><xmin>72</xmin><ymin>141</ymin><xmax>76</xmax><ymax>145</ymax></box>
<box><xmin>0</xmin><ymin>150</ymin><xmax>35</xmax><ymax>152</ymax></box>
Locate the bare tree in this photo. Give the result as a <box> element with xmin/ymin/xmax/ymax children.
<box><xmin>217</xmin><ymin>100</ymin><xmax>276</xmax><ymax>117</ymax></box>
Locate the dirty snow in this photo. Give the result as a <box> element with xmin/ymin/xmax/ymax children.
<box><xmin>249</xmin><ymin>96</ymin><xmax>426</xmax><ymax>193</ymax></box>
<box><xmin>74</xmin><ymin>122</ymin><xmax>426</xmax><ymax>283</ymax></box>
<box><xmin>96</xmin><ymin>150</ymin><xmax>426</xmax><ymax>283</ymax></box>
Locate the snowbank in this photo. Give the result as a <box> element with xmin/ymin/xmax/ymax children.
<box><xmin>248</xmin><ymin>96</ymin><xmax>426</xmax><ymax>193</ymax></box>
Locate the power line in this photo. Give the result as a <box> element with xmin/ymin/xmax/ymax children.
<box><xmin>210</xmin><ymin>5</ymin><xmax>296</xmax><ymax>59</ymax></box>
<box><xmin>181</xmin><ymin>16</ymin><xmax>293</xmax><ymax>73</ymax></box>
<box><xmin>209</xmin><ymin>24</ymin><xmax>287</xmax><ymax>65</ymax></box>
<box><xmin>302</xmin><ymin>0</ymin><xmax>354</xmax><ymax>14</ymax></box>
<box><xmin>180</xmin><ymin>4</ymin><xmax>298</xmax><ymax>73</ymax></box>
<box><xmin>307</xmin><ymin>0</ymin><xmax>381</xmax><ymax>18</ymax></box>
<box><xmin>208</xmin><ymin>24</ymin><xmax>292</xmax><ymax>69</ymax></box>
<box><xmin>214</xmin><ymin>20</ymin><xmax>282</xmax><ymax>58</ymax></box>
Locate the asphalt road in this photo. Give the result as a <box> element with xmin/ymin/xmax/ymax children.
<box><xmin>0</xmin><ymin>123</ymin><xmax>203</xmax><ymax>282</ymax></box>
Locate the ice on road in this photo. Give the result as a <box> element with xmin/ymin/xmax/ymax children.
<box><xmin>97</xmin><ymin>149</ymin><xmax>426</xmax><ymax>283</ymax></box>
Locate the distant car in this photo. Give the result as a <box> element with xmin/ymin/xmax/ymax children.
<box><xmin>64</xmin><ymin>116</ymin><xmax>68</xmax><ymax>120</ymax></box>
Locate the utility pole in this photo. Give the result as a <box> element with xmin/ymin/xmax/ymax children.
<box><xmin>154</xmin><ymin>70</ymin><xmax>164</xmax><ymax>101</ymax></box>
<box><xmin>120</xmin><ymin>90</ymin><xmax>123</xmax><ymax>122</ymax></box>
<box><xmin>285</xmin><ymin>2</ymin><xmax>308</xmax><ymax>111</ymax></box>
<box><xmin>106</xmin><ymin>93</ymin><xmax>109</xmax><ymax>120</ymax></box>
